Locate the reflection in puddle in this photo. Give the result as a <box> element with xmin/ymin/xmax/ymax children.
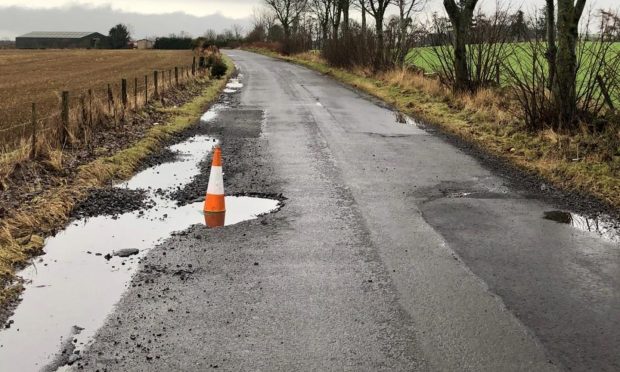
<box><xmin>0</xmin><ymin>133</ymin><xmax>279</xmax><ymax>371</ymax></box>
<box><xmin>544</xmin><ymin>210</ymin><xmax>620</xmax><ymax>243</ymax></box>
<box><xmin>205</xmin><ymin>212</ymin><xmax>226</xmax><ymax>228</ymax></box>
<box><xmin>404</xmin><ymin>114</ymin><xmax>426</xmax><ymax>129</ymax></box>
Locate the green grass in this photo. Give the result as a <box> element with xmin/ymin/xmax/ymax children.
<box><xmin>407</xmin><ymin>42</ymin><xmax>620</xmax><ymax>87</ymax></box>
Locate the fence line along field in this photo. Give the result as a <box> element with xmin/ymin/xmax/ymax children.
<box><xmin>0</xmin><ymin>49</ymin><xmax>196</xmax><ymax>150</ymax></box>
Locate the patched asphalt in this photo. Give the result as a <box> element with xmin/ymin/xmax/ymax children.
<box><xmin>71</xmin><ymin>50</ymin><xmax>620</xmax><ymax>372</ymax></box>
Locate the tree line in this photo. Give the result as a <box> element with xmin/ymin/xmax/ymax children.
<box><xmin>248</xmin><ymin>0</ymin><xmax>620</xmax><ymax>132</ymax></box>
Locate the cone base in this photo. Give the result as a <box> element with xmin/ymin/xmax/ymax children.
<box><xmin>204</xmin><ymin>212</ymin><xmax>225</xmax><ymax>228</ymax></box>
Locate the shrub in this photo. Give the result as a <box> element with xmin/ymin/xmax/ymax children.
<box><xmin>206</xmin><ymin>54</ymin><xmax>216</xmax><ymax>68</ymax></box>
<box><xmin>211</xmin><ymin>58</ymin><xmax>228</xmax><ymax>78</ymax></box>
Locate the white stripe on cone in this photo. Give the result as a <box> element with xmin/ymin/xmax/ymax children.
<box><xmin>207</xmin><ymin>166</ymin><xmax>224</xmax><ymax>195</ymax></box>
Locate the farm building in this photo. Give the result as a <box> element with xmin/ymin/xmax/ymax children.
<box><xmin>15</xmin><ymin>32</ymin><xmax>106</xmax><ymax>49</ymax></box>
<box><xmin>135</xmin><ymin>39</ymin><xmax>154</xmax><ymax>49</ymax></box>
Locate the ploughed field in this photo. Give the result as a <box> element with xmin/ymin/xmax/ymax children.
<box><xmin>0</xmin><ymin>49</ymin><xmax>195</xmax><ymax>129</ymax></box>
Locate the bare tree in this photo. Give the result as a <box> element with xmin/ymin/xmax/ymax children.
<box><xmin>332</xmin><ymin>0</ymin><xmax>342</xmax><ymax>37</ymax></box>
<box><xmin>362</xmin><ymin>0</ymin><xmax>394</xmax><ymax>69</ymax></box>
<box><xmin>264</xmin><ymin>0</ymin><xmax>309</xmax><ymax>39</ymax></box>
<box><xmin>554</xmin><ymin>0</ymin><xmax>587</xmax><ymax>129</ymax></box>
<box><xmin>443</xmin><ymin>0</ymin><xmax>479</xmax><ymax>90</ymax></box>
<box><xmin>232</xmin><ymin>24</ymin><xmax>244</xmax><ymax>40</ymax></box>
<box><xmin>395</xmin><ymin>0</ymin><xmax>425</xmax><ymax>64</ymax></box>
<box><xmin>545</xmin><ymin>0</ymin><xmax>557</xmax><ymax>90</ymax></box>
<box><xmin>311</xmin><ymin>0</ymin><xmax>334</xmax><ymax>45</ymax></box>
<box><xmin>359</xmin><ymin>0</ymin><xmax>367</xmax><ymax>33</ymax></box>
<box><xmin>252</xmin><ymin>7</ymin><xmax>278</xmax><ymax>33</ymax></box>
<box><xmin>341</xmin><ymin>0</ymin><xmax>351</xmax><ymax>37</ymax></box>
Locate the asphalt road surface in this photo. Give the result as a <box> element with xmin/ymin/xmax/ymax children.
<box><xmin>76</xmin><ymin>50</ymin><xmax>619</xmax><ymax>371</ymax></box>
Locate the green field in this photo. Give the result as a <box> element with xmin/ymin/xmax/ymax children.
<box><xmin>406</xmin><ymin>42</ymin><xmax>620</xmax><ymax>90</ymax></box>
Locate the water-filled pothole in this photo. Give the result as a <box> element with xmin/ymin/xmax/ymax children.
<box><xmin>223</xmin><ymin>77</ymin><xmax>243</xmax><ymax>94</ymax></box>
<box><xmin>543</xmin><ymin>210</ymin><xmax>620</xmax><ymax>243</ymax></box>
<box><xmin>0</xmin><ymin>124</ymin><xmax>279</xmax><ymax>370</ymax></box>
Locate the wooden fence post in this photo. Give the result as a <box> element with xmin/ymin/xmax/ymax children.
<box><xmin>121</xmin><ymin>78</ymin><xmax>128</xmax><ymax>108</ymax></box>
<box><xmin>31</xmin><ymin>103</ymin><xmax>37</xmax><ymax>159</ymax></box>
<box><xmin>88</xmin><ymin>89</ymin><xmax>93</xmax><ymax>129</ymax></box>
<box><xmin>154</xmin><ymin>71</ymin><xmax>159</xmax><ymax>97</ymax></box>
<box><xmin>80</xmin><ymin>94</ymin><xmax>87</xmax><ymax>143</ymax></box>
<box><xmin>168</xmin><ymin>69</ymin><xmax>172</xmax><ymax>87</ymax></box>
<box><xmin>134</xmin><ymin>77</ymin><xmax>138</xmax><ymax>109</ymax></box>
<box><xmin>145</xmin><ymin>75</ymin><xmax>149</xmax><ymax>103</ymax></box>
<box><xmin>175</xmin><ymin>66</ymin><xmax>179</xmax><ymax>86</ymax></box>
<box><xmin>61</xmin><ymin>91</ymin><xmax>70</xmax><ymax>146</ymax></box>
<box><xmin>107</xmin><ymin>84</ymin><xmax>112</xmax><ymax>113</ymax></box>
<box><xmin>192</xmin><ymin>56</ymin><xmax>196</xmax><ymax>75</ymax></box>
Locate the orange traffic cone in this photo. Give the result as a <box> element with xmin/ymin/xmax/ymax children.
<box><xmin>204</xmin><ymin>146</ymin><xmax>226</xmax><ymax>213</ymax></box>
<box><xmin>204</xmin><ymin>212</ymin><xmax>225</xmax><ymax>228</ymax></box>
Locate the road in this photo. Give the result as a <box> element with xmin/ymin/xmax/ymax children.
<box><xmin>76</xmin><ymin>50</ymin><xmax>619</xmax><ymax>371</ymax></box>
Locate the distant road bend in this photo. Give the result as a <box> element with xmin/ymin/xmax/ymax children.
<box><xmin>78</xmin><ymin>50</ymin><xmax>620</xmax><ymax>371</ymax></box>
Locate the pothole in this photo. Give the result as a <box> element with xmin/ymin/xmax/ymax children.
<box><xmin>223</xmin><ymin>77</ymin><xmax>243</xmax><ymax>94</ymax></box>
<box><xmin>0</xmin><ymin>110</ymin><xmax>280</xmax><ymax>371</ymax></box>
<box><xmin>413</xmin><ymin>180</ymin><xmax>511</xmax><ymax>203</ymax></box>
<box><xmin>543</xmin><ymin>210</ymin><xmax>620</xmax><ymax>243</ymax></box>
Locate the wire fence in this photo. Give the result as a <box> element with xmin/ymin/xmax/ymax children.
<box><xmin>0</xmin><ymin>56</ymin><xmax>205</xmax><ymax>159</ymax></box>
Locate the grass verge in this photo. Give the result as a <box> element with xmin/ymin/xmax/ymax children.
<box><xmin>0</xmin><ymin>56</ymin><xmax>234</xmax><ymax>311</ymax></box>
<box><xmin>245</xmin><ymin>47</ymin><xmax>620</xmax><ymax>210</ymax></box>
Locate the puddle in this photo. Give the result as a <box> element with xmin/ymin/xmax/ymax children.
<box><xmin>200</xmin><ymin>103</ymin><xmax>225</xmax><ymax>122</ymax></box>
<box><xmin>223</xmin><ymin>77</ymin><xmax>243</xmax><ymax>94</ymax></box>
<box><xmin>393</xmin><ymin>111</ymin><xmax>432</xmax><ymax>131</ymax></box>
<box><xmin>543</xmin><ymin>211</ymin><xmax>620</xmax><ymax>243</ymax></box>
<box><xmin>226</xmin><ymin>79</ymin><xmax>243</xmax><ymax>89</ymax></box>
<box><xmin>0</xmin><ymin>130</ymin><xmax>279</xmax><ymax>370</ymax></box>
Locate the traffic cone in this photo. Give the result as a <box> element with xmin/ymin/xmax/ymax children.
<box><xmin>204</xmin><ymin>146</ymin><xmax>226</xmax><ymax>213</ymax></box>
<box><xmin>204</xmin><ymin>212</ymin><xmax>225</xmax><ymax>228</ymax></box>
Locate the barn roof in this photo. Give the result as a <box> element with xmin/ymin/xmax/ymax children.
<box><xmin>17</xmin><ymin>31</ymin><xmax>103</xmax><ymax>39</ymax></box>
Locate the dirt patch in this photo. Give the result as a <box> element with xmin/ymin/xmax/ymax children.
<box><xmin>72</xmin><ymin>188</ymin><xmax>154</xmax><ymax>220</ymax></box>
<box><xmin>135</xmin><ymin>147</ymin><xmax>179</xmax><ymax>172</ymax></box>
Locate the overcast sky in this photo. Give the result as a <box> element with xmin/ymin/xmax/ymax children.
<box><xmin>0</xmin><ymin>0</ymin><xmax>617</xmax><ymax>39</ymax></box>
